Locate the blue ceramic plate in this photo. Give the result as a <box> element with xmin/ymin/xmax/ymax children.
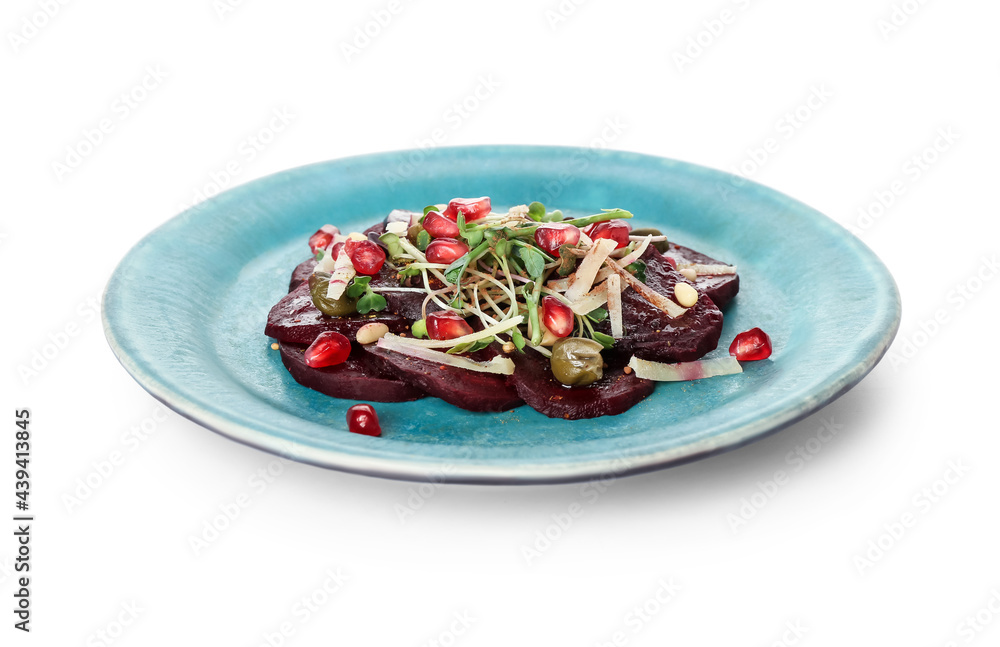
<box><xmin>103</xmin><ymin>146</ymin><xmax>900</xmax><ymax>484</ymax></box>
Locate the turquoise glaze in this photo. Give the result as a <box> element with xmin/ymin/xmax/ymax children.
<box><xmin>103</xmin><ymin>146</ymin><xmax>901</xmax><ymax>483</ymax></box>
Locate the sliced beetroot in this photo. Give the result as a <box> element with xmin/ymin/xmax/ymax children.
<box><xmin>264</xmin><ymin>281</ymin><xmax>411</xmax><ymax>344</ymax></box>
<box><xmin>289</xmin><ymin>257</ymin><xmax>317</xmax><ymax>292</ymax></box>
<box><xmin>509</xmin><ymin>349</ymin><xmax>654</xmax><ymax>419</ymax></box>
<box><xmin>666</xmin><ymin>242</ymin><xmax>739</xmax><ymax>309</ymax></box>
<box><xmin>366</xmin><ymin>345</ymin><xmax>522</xmax><ymax>413</ymax></box>
<box><xmin>598</xmin><ymin>247</ymin><xmax>724</xmax><ymax>364</ymax></box>
<box><xmin>279</xmin><ymin>342</ymin><xmax>425</xmax><ymax>402</ymax></box>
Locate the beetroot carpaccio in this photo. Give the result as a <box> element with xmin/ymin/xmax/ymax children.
<box><xmin>265</xmin><ymin>199</ymin><xmax>759</xmax><ymax>421</ymax></box>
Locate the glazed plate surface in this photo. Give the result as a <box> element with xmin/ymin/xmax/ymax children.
<box><xmin>103</xmin><ymin>146</ymin><xmax>900</xmax><ymax>483</ymax></box>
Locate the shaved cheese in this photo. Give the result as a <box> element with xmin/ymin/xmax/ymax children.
<box><xmin>628</xmin><ymin>235</ymin><xmax>667</xmax><ymax>242</ymax></box>
<box><xmin>628</xmin><ymin>355</ymin><xmax>743</xmax><ymax>381</ymax></box>
<box><xmin>385</xmin><ymin>220</ymin><xmax>408</xmax><ymax>236</ymax></box>
<box><xmin>568</xmin><ymin>283</ymin><xmax>608</xmax><ymax>315</ymax></box>
<box><xmin>380</xmin><ymin>316</ymin><xmax>524</xmax><ymax>349</ymax></box>
<box><xmin>377</xmin><ymin>337</ymin><xmax>515</xmax><ymax>375</ymax></box>
<box><xmin>606</xmin><ymin>258</ymin><xmax>688</xmax><ymax>318</ymax></box>
<box><xmin>546</xmin><ymin>266</ymin><xmax>614</xmax><ymax>292</ymax></box>
<box><xmin>618</xmin><ymin>235</ymin><xmax>651</xmax><ymax>267</ymax></box>
<box><xmin>326</xmin><ymin>252</ymin><xmax>356</xmax><ymax>300</ymax></box>
<box><xmin>607</xmin><ymin>274</ymin><xmax>623</xmax><ymax>338</ymax></box>
<box><xmin>676</xmin><ymin>263</ymin><xmax>737</xmax><ymax>276</ymax></box>
<box><xmin>565</xmin><ymin>238</ymin><xmax>618</xmax><ymax>302</ymax></box>
<box><xmin>315</xmin><ymin>250</ymin><xmax>337</xmax><ymax>273</ymax></box>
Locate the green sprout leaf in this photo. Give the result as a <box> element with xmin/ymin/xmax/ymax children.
<box><xmin>422</xmin><ymin>205</ymin><xmax>438</xmax><ymax>218</ymax></box>
<box><xmin>586</xmin><ymin>307</ymin><xmax>608</xmax><ymax>323</ymax></box>
<box><xmin>356</xmin><ymin>291</ymin><xmax>387</xmax><ymax>314</ymax></box>
<box><xmin>626</xmin><ymin>260</ymin><xmax>647</xmax><ymax>283</ymax></box>
<box><xmin>517</xmin><ymin>245</ymin><xmax>545</xmax><ymax>280</ymax></box>
<box><xmin>527</xmin><ymin>201</ymin><xmax>546</xmax><ymax>222</ymax></box>
<box><xmin>557</xmin><ymin>245</ymin><xmax>578</xmax><ymax>277</ymax></box>
<box><xmin>411</xmin><ymin>319</ymin><xmax>428</xmax><ymax>338</ymax></box>
<box><xmin>315</xmin><ymin>249</ymin><xmax>325</xmax><ymax>261</ymax></box>
<box><xmin>592</xmin><ymin>331</ymin><xmax>615</xmax><ymax>349</ymax></box>
<box><xmin>511</xmin><ymin>328</ymin><xmax>526</xmax><ymax>351</ymax></box>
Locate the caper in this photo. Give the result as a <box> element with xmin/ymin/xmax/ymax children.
<box><xmin>630</xmin><ymin>227</ymin><xmax>669</xmax><ymax>254</ymax></box>
<box><xmin>550</xmin><ymin>337</ymin><xmax>604</xmax><ymax>387</ymax></box>
<box><xmin>308</xmin><ymin>272</ymin><xmax>358</xmax><ymax>316</ymax></box>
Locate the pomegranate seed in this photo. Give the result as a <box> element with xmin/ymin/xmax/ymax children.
<box><xmin>344</xmin><ymin>239</ymin><xmax>386</xmax><ymax>275</ymax></box>
<box><xmin>425</xmin><ymin>238</ymin><xmax>469</xmax><ymax>265</ymax></box>
<box><xmin>729</xmin><ymin>327</ymin><xmax>773</xmax><ymax>361</ymax></box>
<box><xmin>346</xmin><ymin>403</ymin><xmax>381</xmax><ymax>437</ymax></box>
<box><xmin>585</xmin><ymin>220</ymin><xmax>631</xmax><ymax>249</ymax></box>
<box><xmin>443</xmin><ymin>196</ymin><xmax>491</xmax><ymax>222</ymax></box>
<box><xmin>534</xmin><ymin>223</ymin><xmax>581</xmax><ymax>256</ymax></box>
<box><xmin>426</xmin><ymin>311</ymin><xmax>474</xmax><ymax>340</ymax></box>
<box><xmin>309</xmin><ymin>225</ymin><xmax>338</xmax><ymax>254</ymax></box>
<box><xmin>541</xmin><ymin>296</ymin><xmax>574</xmax><ymax>337</ymax></box>
<box><xmin>664</xmin><ymin>256</ymin><xmax>677</xmax><ymax>270</ymax></box>
<box><xmin>329</xmin><ymin>241</ymin><xmax>345</xmax><ymax>261</ymax></box>
<box><xmin>304</xmin><ymin>331</ymin><xmax>351</xmax><ymax>368</ymax></box>
<box><xmin>423</xmin><ymin>210</ymin><xmax>460</xmax><ymax>238</ymax></box>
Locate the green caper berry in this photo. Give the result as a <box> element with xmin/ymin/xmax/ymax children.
<box><xmin>308</xmin><ymin>272</ymin><xmax>358</xmax><ymax>317</ymax></box>
<box><xmin>630</xmin><ymin>227</ymin><xmax>669</xmax><ymax>254</ymax></box>
<box><xmin>550</xmin><ymin>337</ymin><xmax>604</xmax><ymax>387</ymax></box>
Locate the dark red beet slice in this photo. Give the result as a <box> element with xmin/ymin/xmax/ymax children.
<box><xmin>264</xmin><ymin>281</ymin><xmax>412</xmax><ymax>344</ymax></box>
<box><xmin>508</xmin><ymin>349</ymin><xmax>654</xmax><ymax>419</ymax></box>
<box><xmin>599</xmin><ymin>247</ymin><xmax>723</xmax><ymax>364</ymax></box>
<box><xmin>279</xmin><ymin>342</ymin><xmax>425</xmax><ymax>402</ymax></box>
<box><xmin>289</xmin><ymin>257</ymin><xmax>317</xmax><ymax>292</ymax></box>
<box><xmin>366</xmin><ymin>345</ymin><xmax>522</xmax><ymax>413</ymax></box>
<box><xmin>666</xmin><ymin>242</ymin><xmax>740</xmax><ymax>309</ymax></box>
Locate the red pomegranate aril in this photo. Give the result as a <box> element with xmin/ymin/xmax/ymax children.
<box><xmin>304</xmin><ymin>331</ymin><xmax>352</xmax><ymax>368</ymax></box>
<box><xmin>329</xmin><ymin>241</ymin><xmax>345</xmax><ymax>261</ymax></box>
<box><xmin>425</xmin><ymin>238</ymin><xmax>469</xmax><ymax>265</ymax></box>
<box><xmin>443</xmin><ymin>196</ymin><xmax>491</xmax><ymax>222</ymax></box>
<box><xmin>586</xmin><ymin>220</ymin><xmax>631</xmax><ymax>249</ymax></box>
<box><xmin>423</xmin><ymin>210</ymin><xmax>460</xmax><ymax>238</ymax></box>
<box><xmin>729</xmin><ymin>327</ymin><xmax>773</xmax><ymax>361</ymax></box>
<box><xmin>309</xmin><ymin>225</ymin><xmax>338</xmax><ymax>254</ymax></box>
<box><xmin>344</xmin><ymin>239</ymin><xmax>386</xmax><ymax>275</ymax></box>
<box><xmin>426</xmin><ymin>311</ymin><xmax>474</xmax><ymax>340</ymax></box>
<box><xmin>534</xmin><ymin>223</ymin><xmax>581</xmax><ymax>256</ymax></box>
<box><xmin>541</xmin><ymin>295</ymin><xmax>574</xmax><ymax>338</ymax></box>
<box><xmin>664</xmin><ymin>256</ymin><xmax>677</xmax><ymax>270</ymax></box>
<box><xmin>346</xmin><ymin>403</ymin><xmax>381</xmax><ymax>437</ymax></box>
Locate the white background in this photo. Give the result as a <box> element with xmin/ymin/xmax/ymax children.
<box><xmin>3</xmin><ymin>0</ymin><xmax>999</xmax><ymax>644</ymax></box>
